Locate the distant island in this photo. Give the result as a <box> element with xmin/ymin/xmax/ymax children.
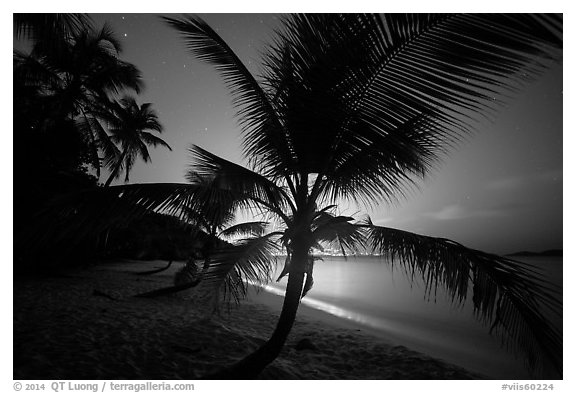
<box><xmin>506</xmin><ymin>249</ymin><xmax>563</xmax><ymax>257</ymax></box>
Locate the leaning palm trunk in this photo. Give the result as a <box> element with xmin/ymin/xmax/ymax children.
<box><xmin>207</xmin><ymin>240</ymin><xmax>308</xmax><ymax>379</ymax></box>
<box><xmin>135</xmin><ymin>257</ymin><xmax>210</xmax><ymax>298</ymax></box>
<box><xmin>134</xmin><ymin>260</ymin><xmax>174</xmax><ymax>275</ymax></box>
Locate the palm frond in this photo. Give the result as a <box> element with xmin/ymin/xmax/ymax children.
<box><xmin>203</xmin><ymin>235</ymin><xmax>280</xmax><ymax>304</ymax></box>
<box><xmin>260</xmin><ymin>14</ymin><xmax>560</xmax><ymax>206</ymax></box>
<box><xmin>311</xmin><ymin>213</ymin><xmax>365</xmax><ymax>256</ymax></box>
<box><xmin>122</xmin><ymin>149</ymin><xmax>138</xmax><ymax>182</ymax></box>
<box><xmin>13</xmin><ymin>51</ymin><xmax>62</xmax><ymax>92</ymax></box>
<box><xmin>179</xmin><ymin>174</ymin><xmax>243</xmax><ymax>230</ymax></box>
<box><xmin>346</xmin><ymin>14</ymin><xmax>561</xmax><ymax>133</ymax></box>
<box><xmin>218</xmin><ymin>221</ymin><xmax>268</xmax><ymax>239</ymax></box>
<box><xmin>14</xmin><ymin>13</ymin><xmax>93</xmax><ymax>42</ymax></box>
<box><xmin>322</xmin><ymin>110</ymin><xmax>461</xmax><ymax>206</ymax></box>
<box><xmin>87</xmin><ymin>58</ymin><xmax>143</xmax><ymax>96</ymax></box>
<box><xmin>98</xmin><ymin>96</ymin><xmax>168</xmax><ymax>184</ymax></box>
<box><xmin>187</xmin><ymin>145</ymin><xmax>291</xmax><ymax>220</ymax></box>
<box><xmin>139</xmin><ymin>132</ymin><xmax>172</xmax><ymax>150</ymax></box>
<box><xmin>39</xmin><ymin>24</ymin><xmax>144</xmax><ymax>96</ymax></box>
<box><xmin>94</xmin><ymin>120</ymin><xmax>122</xmax><ymax>170</ymax></box>
<box><xmin>94</xmin><ymin>22</ymin><xmax>124</xmax><ymax>54</ymax></box>
<box><xmin>79</xmin><ymin>26</ymin><xmax>143</xmax><ymax>95</ymax></box>
<box><xmin>74</xmin><ymin>115</ymin><xmax>103</xmax><ymax>177</ymax></box>
<box><xmin>163</xmin><ymin>15</ymin><xmax>298</xmax><ymax>178</ymax></box>
<box><xmin>364</xmin><ymin>221</ymin><xmax>562</xmax><ymax>374</ymax></box>
<box><xmin>177</xmin><ymin>205</ymin><xmax>211</xmax><ymax>233</ymax></box>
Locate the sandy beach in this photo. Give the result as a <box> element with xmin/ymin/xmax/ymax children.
<box><xmin>14</xmin><ymin>259</ymin><xmax>483</xmax><ymax>380</ymax></box>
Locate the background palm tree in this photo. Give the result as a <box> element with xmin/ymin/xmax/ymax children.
<box><xmin>22</xmin><ymin>14</ymin><xmax>562</xmax><ymax>379</ymax></box>
<box><xmin>13</xmin><ymin>15</ymin><xmax>160</xmax><ymax>270</ymax></box>
<box><xmin>135</xmin><ymin>157</ymin><xmax>270</xmax><ymax>299</ymax></box>
<box><xmin>100</xmin><ymin>96</ymin><xmax>172</xmax><ymax>187</ymax></box>
<box><xmin>14</xmin><ymin>13</ymin><xmax>93</xmax><ymax>45</ymax></box>
<box><xmin>14</xmin><ymin>21</ymin><xmax>143</xmax><ymax>177</ymax></box>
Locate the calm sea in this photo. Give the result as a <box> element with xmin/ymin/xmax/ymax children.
<box><xmin>257</xmin><ymin>255</ymin><xmax>563</xmax><ymax>379</ymax></box>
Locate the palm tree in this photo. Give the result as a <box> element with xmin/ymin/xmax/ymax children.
<box><xmin>161</xmin><ymin>14</ymin><xmax>562</xmax><ymax>378</ymax></box>
<box><xmin>14</xmin><ymin>13</ymin><xmax>93</xmax><ymax>43</ymax></box>
<box><xmin>134</xmin><ymin>150</ymin><xmax>272</xmax><ymax>299</ymax></box>
<box><xmin>100</xmin><ymin>96</ymin><xmax>172</xmax><ymax>187</ymax></box>
<box><xmin>24</xmin><ymin>14</ymin><xmax>562</xmax><ymax>378</ymax></box>
<box><xmin>14</xmin><ymin>21</ymin><xmax>143</xmax><ymax>177</ymax></box>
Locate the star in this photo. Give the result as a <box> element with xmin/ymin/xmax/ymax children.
<box><xmin>124</xmin><ymin>33</ymin><xmax>128</xmax><ymax>37</ymax></box>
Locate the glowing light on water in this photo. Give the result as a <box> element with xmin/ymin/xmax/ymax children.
<box><xmin>246</xmin><ymin>255</ymin><xmax>562</xmax><ymax>379</ymax></box>
<box><xmin>247</xmin><ymin>280</ymin><xmax>391</xmax><ymax>331</ymax></box>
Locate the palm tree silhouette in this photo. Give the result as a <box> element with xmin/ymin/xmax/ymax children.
<box><xmin>25</xmin><ymin>14</ymin><xmax>562</xmax><ymax>378</ymax></box>
<box><xmin>14</xmin><ymin>21</ymin><xmax>143</xmax><ymax>177</ymax></box>
<box><xmin>100</xmin><ymin>96</ymin><xmax>172</xmax><ymax>187</ymax></box>
<box><xmin>161</xmin><ymin>14</ymin><xmax>562</xmax><ymax>378</ymax></box>
<box><xmin>14</xmin><ymin>13</ymin><xmax>92</xmax><ymax>43</ymax></box>
<box><xmin>135</xmin><ymin>160</ymin><xmax>270</xmax><ymax>299</ymax></box>
<box><xmin>13</xmin><ymin>13</ymin><xmax>93</xmax><ymax>58</ymax></box>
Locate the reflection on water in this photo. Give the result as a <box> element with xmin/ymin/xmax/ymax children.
<box><xmin>258</xmin><ymin>281</ymin><xmax>377</xmax><ymax>326</ymax></box>
<box><xmin>254</xmin><ymin>256</ymin><xmax>562</xmax><ymax>379</ymax></box>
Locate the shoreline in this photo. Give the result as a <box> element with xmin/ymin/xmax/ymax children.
<box><xmin>14</xmin><ymin>259</ymin><xmax>487</xmax><ymax>379</ymax></box>
<box><xmin>246</xmin><ymin>286</ymin><xmax>530</xmax><ymax>379</ymax></box>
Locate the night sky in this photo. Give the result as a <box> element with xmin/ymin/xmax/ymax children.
<box><xmin>81</xmin><ymin>14</ymin><xmax>562</xmax><ymax>255</ymax></box>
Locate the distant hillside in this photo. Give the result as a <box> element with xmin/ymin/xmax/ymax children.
<box><xmin>105</xmin><ymin>212</ymin><xmax>228</xmax><ymax>261</ymax></box>
<box><xmin>506</xmin><ymin>249</ymin><xmax>563</xmax><ymax>257</ymax></box>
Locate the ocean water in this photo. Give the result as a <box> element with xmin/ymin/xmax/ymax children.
<box><xmin>258</xmin><ymin>255</ymin><xmax>563</xmax><ymax>379</ymax></box>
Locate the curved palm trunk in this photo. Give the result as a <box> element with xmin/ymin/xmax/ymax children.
<box><xmin>206</xmin><ymin>242</ymin><xmax>308</xmax><ymax>379</ymax></box>
<box><xmin>134</xmin><ymin>257</ymin><xmax>210</xmax><ymax>298</ymax></box>
<box><xmin>134</xmin><ymin>260</ymin><xmax>174</xmax><ymax>275</ymax></box>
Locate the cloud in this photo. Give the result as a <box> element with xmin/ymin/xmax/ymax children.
<box><xmin>426</xmin><ymin>204</ymin><xmax>505</xmax><ymax>221</ymax></box>
<box><xmin>427</xmin><ymin>204</ymin><xmax>467</xmax><ymax>220</ymax></box>
<box><xmin>486</xmin><ymin>168</ymin><xmax>562</xmax><ymax>191</ymax></box>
